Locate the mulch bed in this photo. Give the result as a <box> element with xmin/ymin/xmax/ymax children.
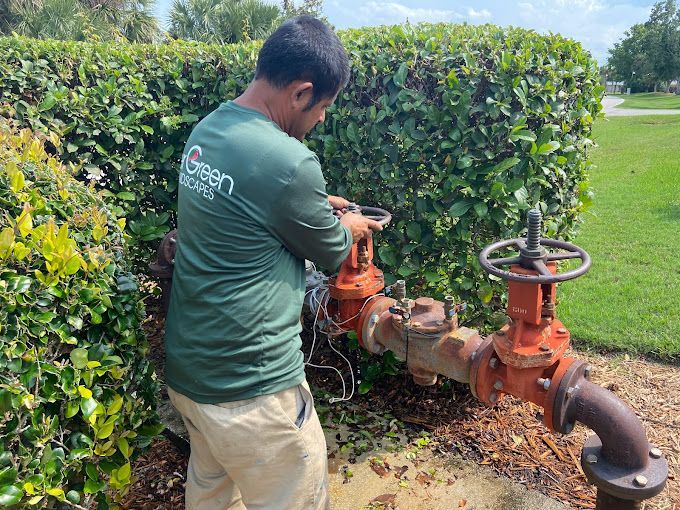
<box><xmin>121</xmin><ymin>296</ymin><xmax>678</xmax><ymax>510</ymax></box>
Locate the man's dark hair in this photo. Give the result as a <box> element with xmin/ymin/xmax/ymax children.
<box><xmin>255</xmin><ymin>16</ymin><xmax>350</xmax><ymax>109</ymax></box>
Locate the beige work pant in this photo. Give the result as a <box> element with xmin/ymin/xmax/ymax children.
<box><xmin>168</xmin><ymin>381</ymin><xmax>329</xmax><ymax>510</ymax></box>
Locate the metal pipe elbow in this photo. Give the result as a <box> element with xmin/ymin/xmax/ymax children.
<box><xmin>550</xmin><ymin>364</ymin><xmax>668</xmax><ymax>503</ymax></box>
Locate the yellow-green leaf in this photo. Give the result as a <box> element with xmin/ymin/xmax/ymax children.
<box><xmin>27</xmin><ymin>495</ymin><xmax>44</xmax><ymax>505</ymax></box>
<box><xmin>0</xmin><ymin>227</ymin><xmax>15</xmax><ymax>259</ymax></box>
<box><xmin>64</xmin><ymin>255</ymin><xmax>82</xmax><ymax>275</ymax></box>
<box><xmin>96</xmin><ymin>421</ymin><xmax>115</xmax><ymax>439</ymax></box>
<box><xmin>118</xmin><ymin>462</ymin><xmax>131</xmax><ymax>481</ymax></box>
<box><xmin>46</xmin><ymin>487</ymin><xmax>65</xmax><ymax>500</ymax></box>
<box><xmin>92</xmin><ymin>225</ymin><xmax>107</xmax><ymax>242</ymax></box>
<box><xmin>107</xmin><ymin>394</ymin><xmax>123</xmax><ymax>415</ymax></box>
<box><xmin>78</xmin><ymin>386</ymin><xmax>92</xmax><ymax>399</ymax></box>
<box><xmin>16</xmin><ymin>207</ymin><xmax>33</xmax><ymax>237</ymax></box>
<box><xmin>117</xmin><ymin>437</ymin><xmax>130</xmax><ymax>459</ymax></box>
<box><xmin>13</xmin><ymin>242</ymin><xmax>30</xmax><ymax>260</ymax></box>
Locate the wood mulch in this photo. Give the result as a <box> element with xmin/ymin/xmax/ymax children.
<box><xmin>121</xmin><ymin>297</ymin><xmax>679</xmax><ymax>510</ymax></box>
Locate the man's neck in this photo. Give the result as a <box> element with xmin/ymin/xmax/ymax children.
<box><xmin>234</xmin><ymin>80</ymin><xmax>289</xmax><ymax>133</ymax></box>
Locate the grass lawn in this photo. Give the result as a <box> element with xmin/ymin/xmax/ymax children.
<box><xmin>558</xmin><ymin>115</ymin><xmax>680</xmax><ymax>358</ymax></box>
<box><xmin>612</xmin><ymin>92</ymin><xmax>680</xmax><ymax>109</ymax></box>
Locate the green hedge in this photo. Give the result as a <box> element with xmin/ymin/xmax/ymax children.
<box><xmin>0</xmin><ymin>122</ymin><xmax>161</xmax><ymax>509</ymax></box>
<box><xmin>0</xmin><ymin>24</ymin><xmax>602</xmax><ymax>319</ymax></box>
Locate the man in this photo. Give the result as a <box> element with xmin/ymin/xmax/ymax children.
<box><xmin>164</xmin><ymin>15</ymin><xmax>382</xmax><ymax>510</ymax></box>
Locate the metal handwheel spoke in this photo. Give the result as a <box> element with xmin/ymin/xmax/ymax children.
<box><xmin>489</xmin><ymin>256</ymin><xmax>522</xmax><ymax>267</ymax></box>
<box><xmin>533</xmin><ymin>260</ymin><xmax>553</xmax><ymax>276</ymax></box>
<box><xmin>547</xmin><ymin>251</ymin><xmax>581</xmax><ymax>261</ymax></box>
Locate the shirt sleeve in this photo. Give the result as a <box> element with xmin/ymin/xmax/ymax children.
<box><xmin>268</xmin><ymin>155</ymin><xmax>352</xmax><ymax>271</ymax></box>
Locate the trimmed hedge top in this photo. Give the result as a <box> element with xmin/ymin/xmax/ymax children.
<box><xmin>0</xmin><ymin>121</ymin><xmax>161</xmax><ymax>509</ymax></box>
<box><xmin>0</xmin><ymin>23</ymin><xmax>602</xmax><ymax>321</ymax></box>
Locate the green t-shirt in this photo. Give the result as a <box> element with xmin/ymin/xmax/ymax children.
<box><xmin>164</xmin><ymin>101</ymin><xmax>352</xmax><ymax>403</ymax></box>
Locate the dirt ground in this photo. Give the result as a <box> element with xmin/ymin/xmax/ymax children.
<box><xmin>122</xmin><ymin>300</ymin><xmax>679</xmax><ymax>510</ymax></box>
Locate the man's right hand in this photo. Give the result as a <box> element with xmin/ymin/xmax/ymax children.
<box><xmin>340</xmin><ymin>212</ymin><xmax>383</xmax><ymax>243</ymax></box>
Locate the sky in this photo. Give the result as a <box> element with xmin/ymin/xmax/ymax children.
<box><xmin>153</xmin><ymin>0</ymin><xmax>655</xmax><ymax>65</ymax></box>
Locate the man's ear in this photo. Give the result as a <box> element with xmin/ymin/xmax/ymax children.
<box><xmin>290</xmin><ymin>81</ymin><xmax>314</xmax><ymax>110</ymax></box>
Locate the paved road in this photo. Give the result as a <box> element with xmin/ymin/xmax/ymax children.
<box><xmin>602</xmin><ymin>95</ymin><xmax>680</xmax><ymax>116</ymax></box>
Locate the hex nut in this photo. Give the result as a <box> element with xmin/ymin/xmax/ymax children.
<box><xmin>493</xmin><ymin>380</ymin><xmax>504</xmax><ymax>390</ymax></box>
<box><xmin>566</xmin><ymin>387</ymin><xmax>576</xmax><ymax>399</ymax></box>
<box><xmin>650</xmin><ymin>447</ymin><xmax>663</xmax><ymax>459</ymax></box>
<box><xmin>586</xmin><ymin>454</ymin><xmax>598</xmax><ymax>464</ymax></box>
<box><xmin>557</xmin><ymin>327</ymin><xmax>567</xmax><ymax>334</ymax></box>
<box><xmin>537</xmin><ymin>378</ymin><xmax>551</xmax><ymax>390</ymax></box>
<box><xmin>489</xmin><ymin>392</ymin><xmax>498</xmax><ymax>403</ymax></box>
<box><xmin>489</xmin><ymin>358</ymin><xmax>499</xmax><ymax>369</ymax></box>
<box><xmin>634</xmin><ymin>475</ymin><xmax>648</xmax><ymax>487</ymax></box>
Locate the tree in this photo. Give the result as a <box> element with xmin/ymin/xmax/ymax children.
<box><xmin>0</xmin><ymin>0</ymin><xmax>159</xmax><ymax>42</ymax></box>
<box><xmin>608</xmin><ymin>0</ymin><xmax>680</xmax><ymax>91</ymax></box>
<box><xmin>169</xmin><ymin>0</ymin><xmax>281</xmax><ymax>43</ymax></box>
<box><xmin>645</xmin><ymin>0</ymin><xmax>680</xmax><ymax>88</ymax></box>
<box><xmin>281</xmin><ymin>0</ymin><xmax>324</xmax><ymax>18</ymax></box>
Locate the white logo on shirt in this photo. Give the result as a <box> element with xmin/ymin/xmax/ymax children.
<box><xmin>180</xmin><ymin>145</ymin><xmax>235</xmax><ymax>200</ymax></box>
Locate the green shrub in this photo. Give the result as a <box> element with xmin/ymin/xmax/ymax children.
<box><xmin>0</xmin><ymin>122</ymin><xmax>161</xmax><ymax>509</ymax></box>
<box><xmin>0</xmin><ymin>24</ymin><xmax>602</xmax><ymax>320</ymax></box>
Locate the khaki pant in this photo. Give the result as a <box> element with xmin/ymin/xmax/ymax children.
<box><xmin>168</xmin><ymin>381</ymin><xmax>329</xmax><ymax>510</ymax></box>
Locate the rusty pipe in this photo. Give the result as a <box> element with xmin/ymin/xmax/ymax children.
<box><xmin>572</xmin><ymin>380</ymin><xmax>649</xmax><ymax>469</ymax></box>
<box><xmin>357</xmin><ymin>297</ymin><xmax>485</xmax><ymax>385</ymax></box>
<box><xmin>548</xmin><ymin>365</ymin><xmax>668</xmax><ymax>507</ymax></box>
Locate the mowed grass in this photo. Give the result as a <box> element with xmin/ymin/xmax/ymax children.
<box><xmin>612</xmin><ymin>92</ymin><xmax>680</xmax><ymax>109</ymax></box>
<box><xmin>558</xmin><ymin>115</ymin><xmax>680</xmax><ymax>358</ymax></box>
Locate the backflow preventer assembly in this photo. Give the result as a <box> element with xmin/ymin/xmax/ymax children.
<box><xmin>151</xmin><ymin>206</ymin><xmax>668</xmax><ymax>510</ymax></box>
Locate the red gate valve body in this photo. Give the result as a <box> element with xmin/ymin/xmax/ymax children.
<box><xmin>324</xmin><ymin>205</ymin><xmax>392</xmax><ymax>332</ymax></box>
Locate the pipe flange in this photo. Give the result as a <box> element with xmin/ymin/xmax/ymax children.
<box><xmin>581</xmin><ymin>435</ymin><xmax>668</xmax><ymax>501</ymax></box>
<box><xmin>468</xmin><ymin>336</ymin><xmax>495</xmax><ymax>401</ymax></box>
<box><xmin>548</xmin><ymin>359</ymin><xmax>586</xmax><ymax>433</ymax></box>
<box><xmin>357</xmin><ymin>297</ymin><xmax>392</xmax><ymax>354</ymax></box>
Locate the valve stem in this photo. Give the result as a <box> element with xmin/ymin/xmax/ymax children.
<box><xmin>527</xmin><ymin>209</ymin><xmax>542</xmax><ymax>252</ymax></box>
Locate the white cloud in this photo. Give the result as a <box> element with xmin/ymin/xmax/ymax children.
<box><xmin>351</xmin><ymin>1</ymin><xmax>462</xmax><ymax>24</ymax></box>
<box><xmin>500</xmin><ymin>0</ymin><xmax>651</xmax><ymax>64</ymax></box>
<box><xmin>329</xmin><ymin>1</ymin><xmax>494</xmax><ymax>26</ymax></box>
<box><xmin>467</xmin><ymin>7</ymin><xmax>492</xmax><ymax>18</ymax></box>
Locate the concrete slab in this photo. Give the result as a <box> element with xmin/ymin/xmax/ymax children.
<box><xmin>327</xmin><ymin>444</ymin><xmax>569</xmax><ymax>510</ymax></box>
<box><xmin>159</xmin><ymin>391</ymin><xmax>569</xmax><ymax>510</ymax></box>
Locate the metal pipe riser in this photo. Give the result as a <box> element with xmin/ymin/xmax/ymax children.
<box><xmin>596</xmin><ymin>490</ymin><xmax>642</xmax><ymax>510</ymax></box>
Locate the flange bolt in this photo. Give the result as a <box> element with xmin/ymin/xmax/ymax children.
<box><xmin>650</xmin><ymin>447</ymin><xmax>663</xmax><ymax>459</ymax></box>
<box><xmin>394</xmin><ymin>280</ymin><xmax>406</xmax><ymax>302</ymax></box>
<box><xmin>634</xmin><ymin>475</ymin><xmax>648</xmax><ymax>487</ymax></box>
<box><xmin>444</xmin><ymin>295</ymin><xmax>455</xmax><ymax>320</ymax></box>
<box><xmin>584</xmin><ymin>365</ymin><xmax>593</xmax><ymax>379</ymax></box>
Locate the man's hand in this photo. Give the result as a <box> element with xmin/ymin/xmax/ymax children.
<box><xmin>340</xmin><ymin>212</ymin><xmax>382</xmax><ymax>243</ymax></box>
<box><xmin>328</xmin><ymin>195</ymin><xmax>350</xmax><ymax>212</ymax></box>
